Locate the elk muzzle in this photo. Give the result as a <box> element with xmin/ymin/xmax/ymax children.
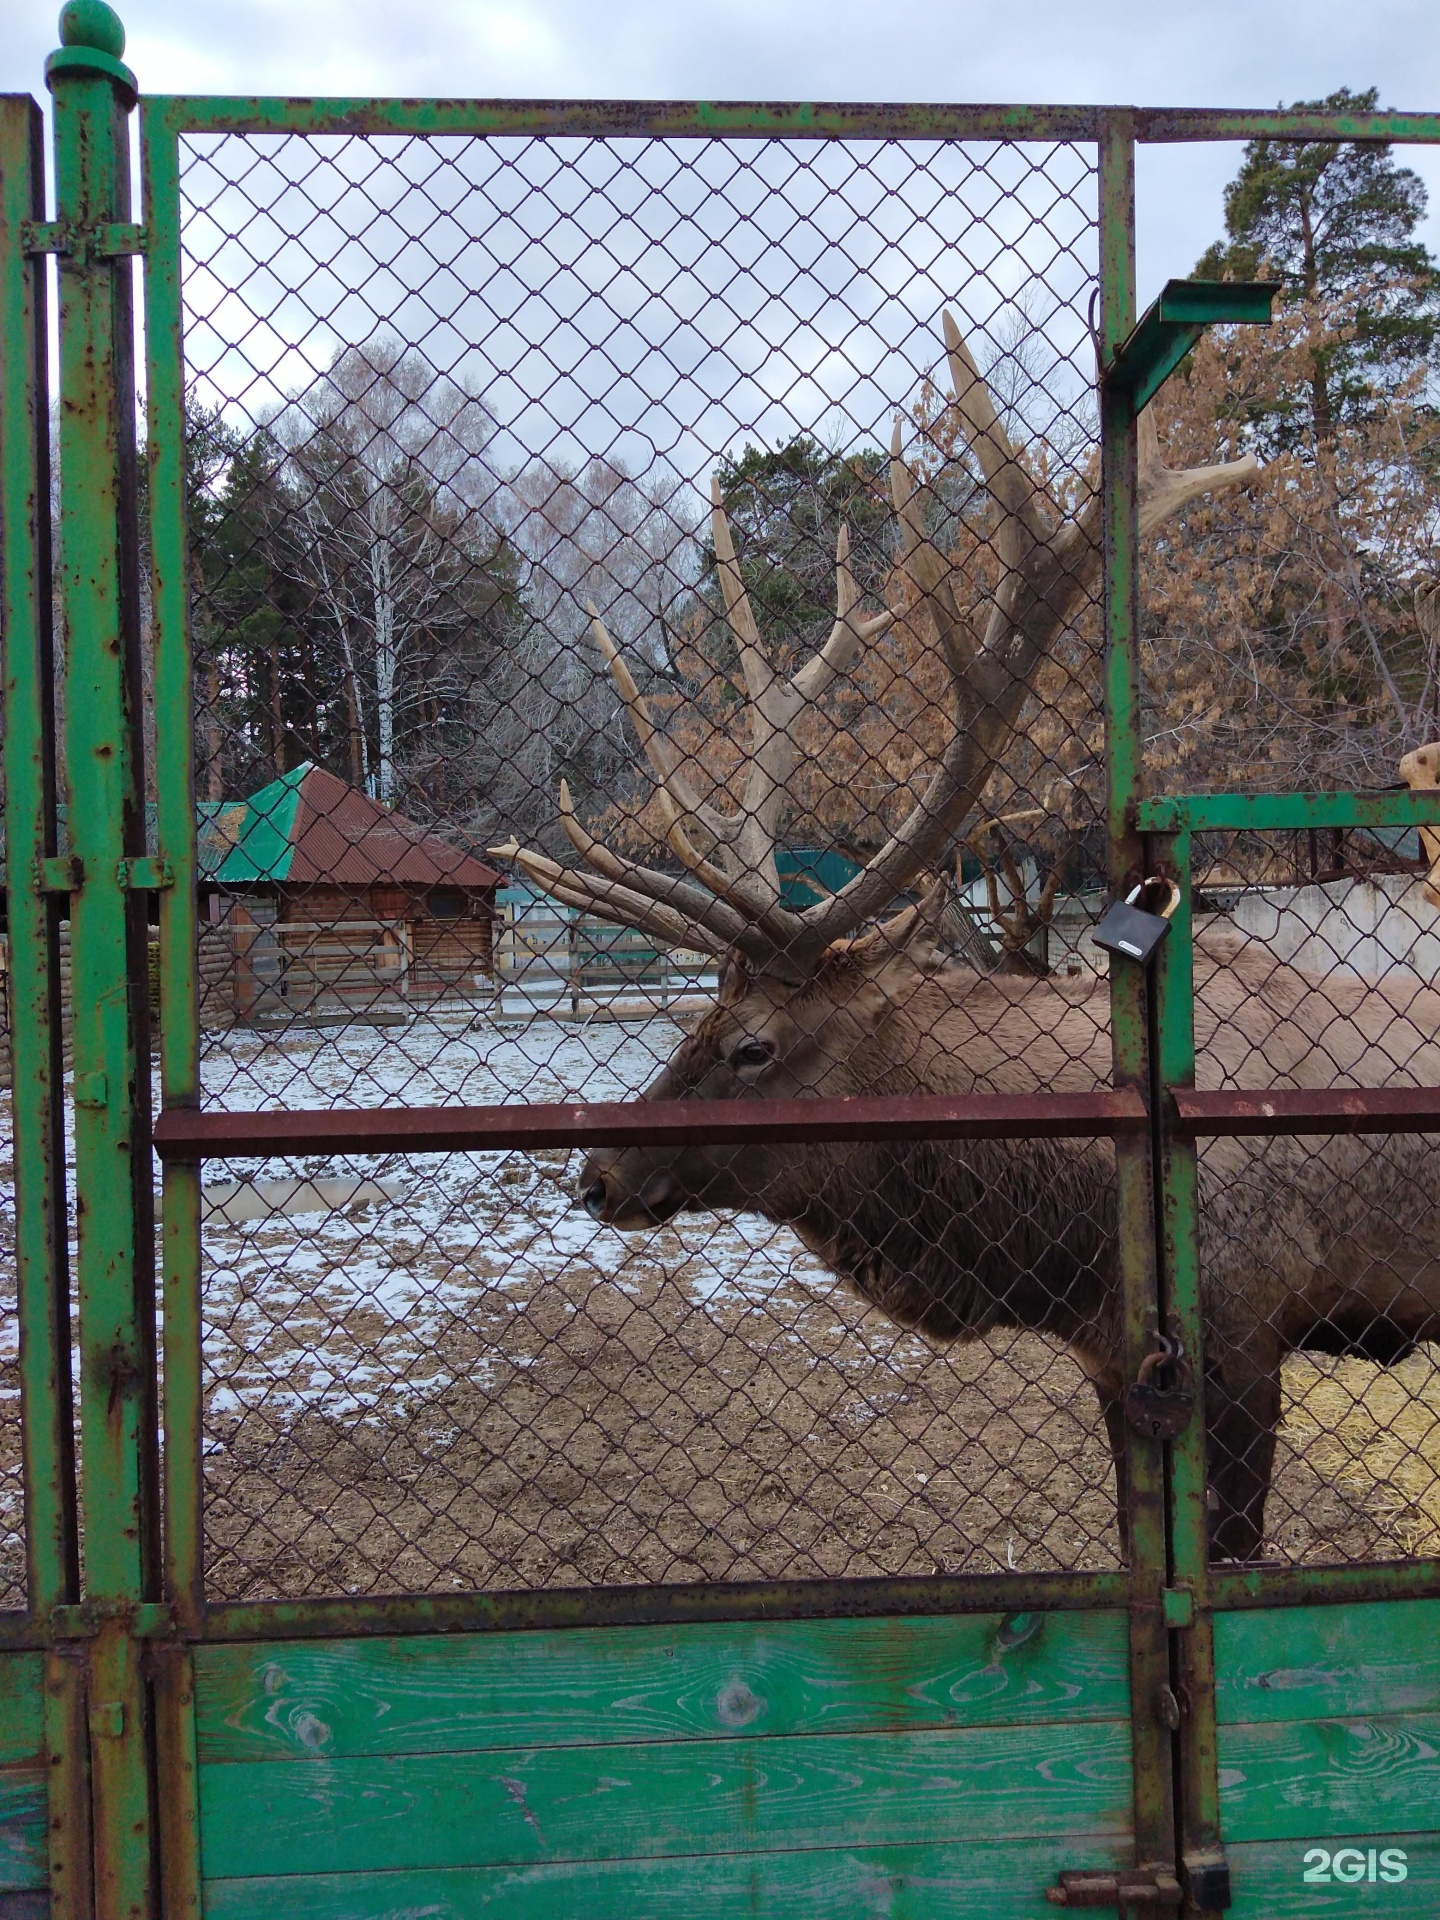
<box><xmin>578</xmin><ymin>1149</ymin><xmax>684</xmax><ymax>1228</ymax></box>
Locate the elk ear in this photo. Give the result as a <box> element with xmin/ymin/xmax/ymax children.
<box><xmin>870</xmin><ymin>876</ymin><xmax>950</xmax><ymax>974</ymax></box>
<box><xmin>717</xmin><ymin>950</ymin><xmax>753</xmax><ymax>1006</ymax></box>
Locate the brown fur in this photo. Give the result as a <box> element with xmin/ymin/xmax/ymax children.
<box><xmin>580</xmin><ymin>912</ymin><xmax>1440</xmax><ymax>1560</ymax></box>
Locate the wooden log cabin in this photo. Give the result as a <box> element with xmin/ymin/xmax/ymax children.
<box><xmin>202</xmin><ymin>763</ymin><xmax>500</xmax><ymax>1024</ymax></box>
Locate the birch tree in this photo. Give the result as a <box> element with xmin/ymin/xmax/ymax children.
<box><xmin>274</xmin><ymin>338</ymin><xmax>508</xmax><ymax>805</ymax></box>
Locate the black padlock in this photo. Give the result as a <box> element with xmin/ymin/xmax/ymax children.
<box><xmin>1093</xmin><ymin>877</ymin><xmax>1180</xmax><ymax>966</ymax></box>
<box><xmin>1124</xmin><ymin>1336</ymin><xmax>1195</xmax><ymax>1440</ymax></box>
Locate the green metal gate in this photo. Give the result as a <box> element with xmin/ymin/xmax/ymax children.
<box><xmin>3</xmin><ymin>8</ymin><xmax>1440</xmax><ymax>1914</ymax></box>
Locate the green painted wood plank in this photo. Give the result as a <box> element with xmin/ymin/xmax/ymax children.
<box><xmin>1219</xmin><ymin>1713</ymin><xmax>1440</xmax><ymax>1842</ymax></box>
<box><xmin>1227</xmin><ymin>1833</ymin><xmax>1440</xmax><ymax>1918</ymax></box>
<box><xmin>0</xmin><ymin>1659</ymin><xmax>44</xmax><ymax>1768</ymax></box>
<box><xmin>202</xmin><ymin>1834</ymin><xmax>1129</xmax><ymax>1920</ymax></box>
<box><xmin>0</xmin><ymin>1768</ymin><xmax>49</xmax><ymax>1890</ymax></box>
<box><xmin>195</xmin><ymin>1612</ymin><xmax>1130</xmax><ymax>1763</ymax></box>
<box><xmin>1215</xmin><ymin>1601</ymin><xmax>1440</xmax><ymax>1726</ymax></box>
<box><xmin>199</xmin><ymin>1720</ymin><xmax>1133</xmax><ymax>1879</ymax></box>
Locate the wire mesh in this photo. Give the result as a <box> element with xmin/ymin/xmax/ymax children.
<box><xmin>173</xmin><ymin>128</ymin><xmax>1130</xmax><ymax>1599</ymax></box>
<box><xmin>1191</xmin><ymin>829</ymin><xmax>1440</xmax><ymax>1564</ymax></box>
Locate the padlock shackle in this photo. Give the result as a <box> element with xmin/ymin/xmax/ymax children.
<box><xmin>1123</xmin><ymin>875</ymin><xmax>1181</xmax><ymax>920</ymax></box>
<box><xmin>1135</xmin><ymin>1332</ymin><xmax>1185</xmax><ymax>1386</ymax></box>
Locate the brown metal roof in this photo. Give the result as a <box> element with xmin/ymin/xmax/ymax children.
<box><xmin>284</xmin><ymin>765</ymin><xmax>500</xmax><ymax>889</ymax></box>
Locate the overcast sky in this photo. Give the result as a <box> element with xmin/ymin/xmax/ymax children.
<box><xmin>5</xmin><ymin>0</ymin><xmax>1440</xmax><ymax>296</ymax></box>
<box><xmin>7</xmin><ymin>0</ymin><xmax>1440</xmax><ymax>487</ymax></box>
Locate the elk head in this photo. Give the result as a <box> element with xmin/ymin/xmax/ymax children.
<box><xmin>493</xmin><ymin>311</ymin><xmax>1259</xmax><ymax>1229</ymax></box>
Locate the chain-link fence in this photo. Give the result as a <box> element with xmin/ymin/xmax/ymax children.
<box><xmin>0</xmin><ymin>1135</ymin><xmax>28</xmax><ymax>1607</ymax></box>
<box><xmin>0</xmin><ymin>925</ymin><xmax>64</xmax><ymax>1611</ymax></box>
<box><xmin>1188</xmin><ymin>828</ymin><xmax>1440</xmax><ymax>1564</ymax></box>
<box><xmin>162</xmin><ymin>126</ymin><xmax>1440</xmax><ymax>1599</ymax></box>
<box><xmin>178</xmin><ymin>130</ymin><xmax>1122</xmax><ymax>1599</ymax></box>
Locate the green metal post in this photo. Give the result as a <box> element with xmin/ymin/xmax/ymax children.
<box><xmin>139</xmin><ymin>98</ymin><xmax>203</xmax><ymax>1632</ymax></box>
<box><xmin>1099</xmin><ymin>111</ymin><xmax>1175</xmax><ymax>1877</ymax></box>
<box><xmin>44</xmin><ymin>1649</ymin><xmax>95</xmax><ymax>1920</ymax></box>
<box><xmin>1152</xmin><ymin>834</ymin><xmax>1229</xmax><ymax>1915</ymax></box>
<box><xmin>1</xmin><ymin>86</ymin><xmax>92</xmax><ymax>1920</ymax></box>
<box><xmin>139</xmin><ymin>98</ymin><xmax>207</xmax><ymax>1920</ymax></box>
<box><xmin>48</xmin><ymin>3</ymin><xmax>160</xmax><ymax>1916</ymax></box>
<box><xmin>0</xmin><ymin>93</ymin><xmax>80</xmax><ymax>1622</ymax></box>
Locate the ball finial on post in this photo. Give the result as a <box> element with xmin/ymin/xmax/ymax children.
<box><xmin>57</xmin><ymin>0</ymin><xmax>127</xmax><ymax>58</ymax></box>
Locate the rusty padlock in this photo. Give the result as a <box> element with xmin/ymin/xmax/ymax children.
<box><xmin>1124</xmin><ymin>1334</ymin><xmax>1195</xmax><ymax>1440</ymax></box>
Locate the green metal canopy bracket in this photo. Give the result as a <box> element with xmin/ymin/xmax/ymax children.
<box><xmin>1104</xmin><ymin>278</ymin><xmax>1279</xmax><ymax>414</ymax></box>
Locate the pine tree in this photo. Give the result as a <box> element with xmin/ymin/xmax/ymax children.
<box><xmin>700</xmin><ymin>436</ymin><xmax>891</xmax><ymax>671</ymax></box>
<box><xmin>1196</xmin><ymin>86</ymin><xmax>1440</xmax><ymax>453</ymax></box>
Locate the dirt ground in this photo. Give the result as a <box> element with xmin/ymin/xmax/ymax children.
<box><xmin>199</xmin><ymin>1299</ymin><xmax>1415</xmax><ymax>1604</ymax></box>
<box><xmin>202</xmin><ymin>1251</ymin><xmax>1124</xmax><ymax>1599</ymax></box>
<box><xmin>195</xmin><ymin>1150</ymin><xmax>1419</xmax><ymax>1602</ymax></box>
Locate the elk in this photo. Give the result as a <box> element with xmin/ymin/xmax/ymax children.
<box><xmin>495</xmin><ymin>313</ymin><xmax>1440</xmax><ymax>1562</ymax></box>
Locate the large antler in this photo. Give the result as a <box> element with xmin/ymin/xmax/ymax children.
<box><xmin>494</xmin><ymin>311</ymin><xmax>1260</xmax><ymax>980</ymax></box>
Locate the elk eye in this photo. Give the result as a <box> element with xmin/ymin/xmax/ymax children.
<box><xmin>729</xmin><ymin>1037</ymin><xmax>773</xmax><ymax>1071</ymax></box>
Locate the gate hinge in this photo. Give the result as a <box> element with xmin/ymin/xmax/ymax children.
<box><xmin>1047</xmin><ymin>1867</ymin><xmax>1182</xmax><ymax>1912</ymax></box>
<box><xmin>118</xmin><ymin>855</ymin><xmax>173</xmax><ymax>890</ymax></box>
<box><xmin>20</xmin><ymin>219</ymin><xmax>147</xmax><ymax>262</ymax></box>
<box><xmin>33</xmin><ymin>855</ymin><xmax>82</xmax><ymax>894</ymax></box>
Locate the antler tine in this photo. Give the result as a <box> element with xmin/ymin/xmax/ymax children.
<box><xmin>591</xmin><ymin>593</ymin><xmax>795</xmax><ymax>922</ymax></box>
<box><xmin>553</xmin><ymin>780</ymin><xmax>763</xmax><ymax>948</ymax></box>
<box><xmin>789</xmin><ymin>602</ymin><xmax>1006</xmax><ymax>956</ymax></box>
<box><xmin>1137</xmin><ymin>404</ymin><xmax>1259</xmax><ymax>537</ymax></box>
<box><xmin>709</xmin><ymin>477</ymin><xmax>774</xmax><ymax>706</ymax></box>
<box><xmin>703</xmin><ymin>480</ymin><xmax>795</xmax><ymax>904</ymax></box>
<box><xmin>588</xmin><ymin>608</ymin><xmax>733</xmax><ymax>844</ymax></box>
<box><xmin>495</xmin><ymin>309</ymin><xmax>1266</xmax><ymax>988</ymax></box>
<box><xmin>888</xmin><ymin>416</ymin><xmax>957</xmax><ymax>614</ymax></box>
<box><xmin>488</xmin><ymin>837</ymin><xmax>734</xmax><ymax>961</ymax></box>
<box><xmin>790</xmin><ymin>329</ymin><xmax>1265</xmax><ymax>963</ymax></box>
<box><xmin>790</xmin><ymin>523</ymin><xmax>896</xmax><ymax>703</ymax></box>
<box><xmin>941</xmin><ymin>310</ymin><xmax>1040</xmax><ymax>544</ymax></box>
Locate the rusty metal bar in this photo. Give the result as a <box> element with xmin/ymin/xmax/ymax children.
<box><xmin>0</xmin><ymin>1557</ymin><xmax>1431</xmax><ymax>1646</ymax></box>
<box><xmin>1210</xmin><ymin>1558</ymin><xmax>1440</xmax><ymax>1610</ymax></box>
<box><xmin>150</xmin><ymin>1644</ymin><xmax>200</xmax><ymax>1920</ymax></box>
<box><xmin>1172</xmin><ymin>1088</ymin><xmax>1440</xmax><ymax>1136</ymax></box>
<box><xmin>1150</xmin><ymin>829</ymin><xmax>1229</xmax><ymax>1917</ymax></box>
<box><xmin>139</xmin><ymin>97</ymin><xmax>205</xmax><ymax>1642</ymax></box>
<box><xmin>188</xmin><ymin>1568</ymin><xmax>1131</xmax><ymax>1643</ymax></box>
<box><xmin>1137</xmin><ymin>790</ymin><xmax>1440</xmax><ymax>833</ymax></box>
<box><xmin>1100</xmin><ymin>110</ymin><xmax>1176</xmax><ymax>1878</ymax></box>
<box><xmin>1132</xmin><ymin>106</ymin><xmax>1440</xmax><ymax>143</ymax></box>
<box><xmin>151</xmin><ymin>1088</ymin><xmax>1149</xmax><ymax>1160</ymax></box>
<box><xmin>42</xmin><ymin>1648</ymin><xmax>93</xmax><ymax>1920</ymax></box>
<box><xmin>47</xmin><ymin>9</ymin><xmax>161</xmax><ymax>1915</ymax></box>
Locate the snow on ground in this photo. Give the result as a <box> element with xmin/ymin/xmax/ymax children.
<box><xmin>196</xmin><ymin>1009</ymin><xmax>836</xmax><ymax>1425</ymax></box>
<box><xmin>0</xmin><ymin>1006</ymin><xmax>836</xmax><ymax>1444</ymax></box>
